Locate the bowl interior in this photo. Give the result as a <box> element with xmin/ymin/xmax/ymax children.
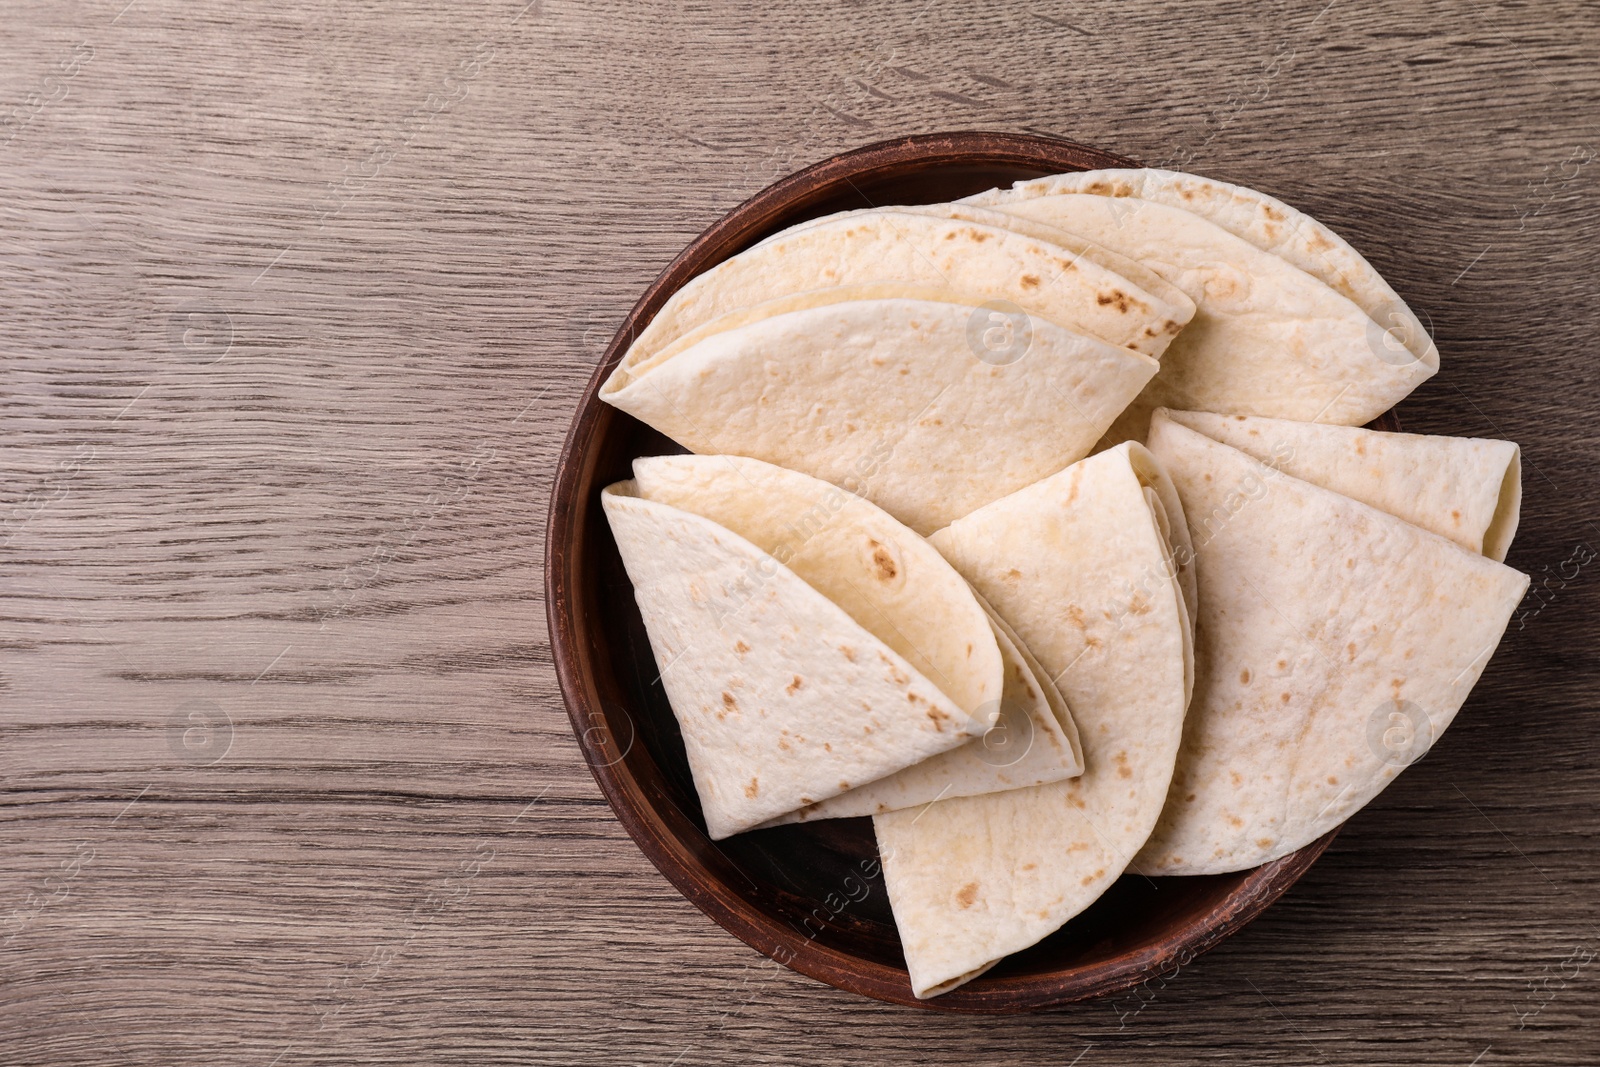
<box><xmin>551</xmin><ymin>133</ymin><xmax>1337</xmax><ymax>1012</ymax></box>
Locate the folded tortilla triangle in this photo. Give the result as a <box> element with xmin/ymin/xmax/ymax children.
<box><xmin>767</xmin><ymin>202</ymin><xmax>1198</xmax><ymax>335</ymax></box>
<box><xmin>602</xmin><ymin>291</ymin><xmax>1159</xmax><ymax>535</ymax></box>
<box><xmin>962</xmin><ymin>187</ymin><xmax>1437</xmax><ymax>430</ymax></box>
<box><xmin>629</xmin><ymin>453</ymin><xmax>1003</xmax><ymax>719</ymax></box>
<box><xmin>1138</xmin><ymin>413</ymin><xmax>1530</xmax><ymax>875</ymax></box>
<box><xmin>602</xmin><ymin>483</ymin><xmax>986</xmax><ymax>840</ymax></box>
<box><xmin>764</xmin><ymin>599</ymin><xmax>1083</xmax><ymax>825</ymax></box>
<box><xmin>1007</xmin><ymin>168</ymin><xmax>1438</xmax><ymax>371</ymax></box>
<box><xmin>602</xmin><ymin>210</ymin><xmax>1192</xmax><ymax>382</ymax></box>
<box><xmin>1160</xmin><ymin>409</ymin><xmax>1522</xmax><ymax>560</ymax></box>
<box><xmin>875</xmin><ymin>442</ymin><xmax>1194</xmax><ymax>998</ymax></box>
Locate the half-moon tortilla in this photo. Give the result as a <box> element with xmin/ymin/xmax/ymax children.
<box><xmin>1137</xmin><ymin>413</ymin><xmax>1529</xmax><ymax>874</ymax></box>
<box><xmin>961</xmin><ymin>189</ymin><xmax>1438</xmax><ymax>432</ymax></box>
<box><xmin>874</xmin><ymin>442</ymin><xmax>1193</xmax><ymax>998</ymax></box>
<box><xmin>600</xmin><ymin>211</ymin><xmax>1192</xmax><ymax>392</ymax></box>
<box><xmin>765</xmin><ymin>202</ymin><xmax>1197</xmax><ymax>332</ymax></box>
<box><xmin>629</xmin><ymin>453</ymin><xmax>1003</xmax><ymax>720</ymax></box>
<box><xmin>1158</xmin><ymin>408</ymin><xmax>1522</xmax><ymax>561</ymax></box>
<box><xmin>602</xmin><ymin>484</ymin><xmax>985</xmax><ymax>840</ymax></box>
<box><xmin>602</xmin><ymin>291</ymin><xmax>1160</xmax><ymax>534</ymax></box>
<box><xmin>997</xmin><ymin>168</ymin><xmax>1437</xmax><ymax>372</ymax></box>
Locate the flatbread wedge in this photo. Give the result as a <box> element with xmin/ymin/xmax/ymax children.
<box><xmin>629</xmin><ymin>453</ymin><xmax>1003</xmax><ymax>721</ymax></box>
<box><xmin>764</xmin><ymin>201</ymin><xmax>1198</xmax><ymax>336</ymax></box>
<box><xmin>1159</xmin><ymin>408</ymin><xmax>1521</xmax><ymax>560</ymax></box>
<box><xmin>875</xmin><ymin>442</ymin><xmax>1193</xmax><ymax>998</ymax></box>
<box><xmin>602</xmin><ymin>483</ymin><xmax>986</xmax><ymax>840</ymax></box>
<box><xmin>600</xmin><ymin>211</ymin><xmax>1191</xmax><ymax>391</ymax></box>
<box><xmin>961</xmin><ymin>189</ymin><xmax>1437</xmax><ymax>432</ymax></box>
<box><xmin>996</xmin><ymin>168</ymin><xmax>1437</xmax><ymax>372</ymax></box>
<box><xmin>1138</xmin><ymin>413</ymin><xmax>1529</xmax><ymax>874</ymax></box>
<box><xmin>601</xmin><ymin>290</ymin><xmax>1159</xmax><ymax>534</ymax></box>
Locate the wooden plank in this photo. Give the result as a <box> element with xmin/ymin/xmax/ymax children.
<box><xmin>3</xmin><ymin>0</ymin><xmax>1598</xmax><ymax>1062</ymax></box>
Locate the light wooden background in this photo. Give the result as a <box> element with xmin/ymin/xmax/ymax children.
<box><xmin>4</xmin><ymin>0</ymin><xmax>1598</xmax><ymax>1063</ymax></box>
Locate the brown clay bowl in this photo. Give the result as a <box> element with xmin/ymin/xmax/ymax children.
<box><xmin>547</xmin><ymin>131</ymin><xmax>1368</xmax><ymax>1012</ymax></box>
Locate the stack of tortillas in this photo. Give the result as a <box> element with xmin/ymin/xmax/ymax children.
<box><xmin>597</xmin><ymin>166</ymin><xmax>1529</xmax><ymax>999</ymax></box>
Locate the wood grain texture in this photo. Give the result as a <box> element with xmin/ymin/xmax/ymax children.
<box><xmin>2</xmin><ymin>0</ymin><xmax>1597</xmax><ymax>1062</ymax></box>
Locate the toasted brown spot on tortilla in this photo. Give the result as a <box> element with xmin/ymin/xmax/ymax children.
<box><xmin>1128</xmin><ymin>593</ymin><xmax>1151</xmax><ymax>616</ymax></box>
<box><xmin>838</xmin><ymin>780</ymin><xmax>850</xmax><ymax>791</ymax></box>
<box><xmin>1355</xmin><ymin>439</ymin><xmax>1367</xmax><ymax>456</ymax></box>
<box><xmin>1228</xmin><ymin>815</ymin><xmax>1244</xmax><ymax>828</ymax></box>
<box><xmin>839</xmin><ymin>645</ymin><xmax>856</xmax><ymax>662</ymax></box>
<box><xmin>1118</xmin><ymin>764</ymin><xmax>1133</xmax><ymax>779</ymax></box>
<box><xmin>968</xmin><ymin>229</ymin><xmax>990</xmax><ymax>243</ymax></box>
<box><xmin>786</xmin><ymin>675</ymin><xmax>804</xmax><ymax>695</ymax></box>
<box><xmin>1021</xmin><ymin>863</ymin><xmax>1036</xmax><ymax>871</ymax></box>
<box><xmin>1327</xmin><ymin>775</ymin><xmax>1339</xmax><ymax>786</ymax></box>
<box><xmin>823</xmin><ymin>742</ymin><xmax>831</xmax><ymax>753</ymax></box>
<box><xmin>722</xmin><ymin>691</ymin><xmax>737</xmax><ymax>709</ymax></box>
<box><xmin>1020</xmin><ymin>273</ymin><xmax>1041</xmax><ymax>289</ymax></box>
<box><xmin>1256</xmin><ymin>837</ymin><xmax>1274</xmax><ymax>848</ymax></box>
<box><xmin>744</xmin><ymin>778</ymin><xmax>759</xmax><ymax>798</ymax></box>
<box><xmin>1280</xmin><ymin>692</ymin><xmax>1291</xmax><ymax>704</ymax></box>
<box><xmin>868</xmin><ymin>539</ymin><xmax>897</xmax><ymax>580</ymax></box>
<box><xmin>1277</xmin><ymin>659</ymin><xmax>1288</xmax><ymax>670</ymax></box>
<box><xmin>1186</xmin><ymin>793</ymin><xmax>1197</xmax><ymax>802</ymax></box>
<box><xmin>733</xmin><ymin>639</ymin><xmax>750</xmax><ymax>654</ymax></box>
<box><xmin>1096</xmin><ymin>289</ymin><xmax>1135</xmax><ymax>313</ymax></box>
<box><xmin>1240</xmin><ymin>668</ymin><xmax>1252</xmax><ymax>684</ymax></box>
<box><xmin>1347</xmin><ymin>642</ymin><xmax>1358</xmax><ymax>661</ymax></box>
<box><xmin>1451</xmin><ymin>509</ymin><xmax>1462</xmax><ymax>525</ymax></box>
<box><xmin>956</xmin><ymin>882</ymin><xmax>979</xmax><ymax>907</ymax></box>
<box><xmin>1230</xmin><ymin>772</ymin><xmax>1243</xmax><ymax>788</ymax></box>
<box><xmin>1262</xmin><ymin>203</ymin><xmax>1286</xmax><ymax>222</ymax></box>
<box><xmin>926</xmin><ymin>708</ymin><xmax>949</xmax><ymax>730</ymax></box>
<box><xmin>777</xmin><ymin>738</ymin><xmax>790</xmax><ymax>751</ymax></box>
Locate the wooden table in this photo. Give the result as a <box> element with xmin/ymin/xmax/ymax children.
<box><xmin>4</xmin><ymin>1</ymin><xmax>1597</xmax><ymax>1062</ymax></box>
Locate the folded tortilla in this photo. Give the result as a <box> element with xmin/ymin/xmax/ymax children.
<box><xmin>602</xmin><ymin>290</ymin><xmax>1160</xmax><ymax>534</ymax></box>
<box><xmin>1003</xmin><ymin>168</ymin><xmax>1438</xmax><ymax>372</ymax></box>
<box><xmin>961</xmin><ymin>189</ymin><xmax>1438</xmax><ymax>431</ymax></box>
<box><xmin>602</xmin><ymin>483</ymin><xmax>986</xmax><ymax>840</ymax></box>
<box><xmin>1138</xmin><ymin>414</ymin><xmax>1529</xmax><ymax>875</ymax></box>
<box><xmin>601</xmin><ymin>211</ymin><xmax>1192</xmax><ymax>392</ymax></box>
<box><xmin>629</xmin><ymin>453</ymin><xmax>1003</xmax><ymax>719</ymax></box>
<box><xmin>875</xmin><ymin>443</ymin><xmax>1194</xmax><ymax>998</ymax></box>
<box><xmin>1159</xmin><ymin>409</ymin><xmax>1522</xmax><ymax>561</ymax></box>
<box><xmin>767</xmin><ymin>202</ymin><xmax>1197</xmax><ymax>335</ymax></box>
<box><xmin>764</xmin><ymin>600</ymin><xmax>1083</xmax><ymax>825</ymax></box>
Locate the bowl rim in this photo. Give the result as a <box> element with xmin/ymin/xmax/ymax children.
<box><xmin>546</xmin><ymin>130</ymin><xmax>1342</xmax><ymax>1013</ymax></box>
